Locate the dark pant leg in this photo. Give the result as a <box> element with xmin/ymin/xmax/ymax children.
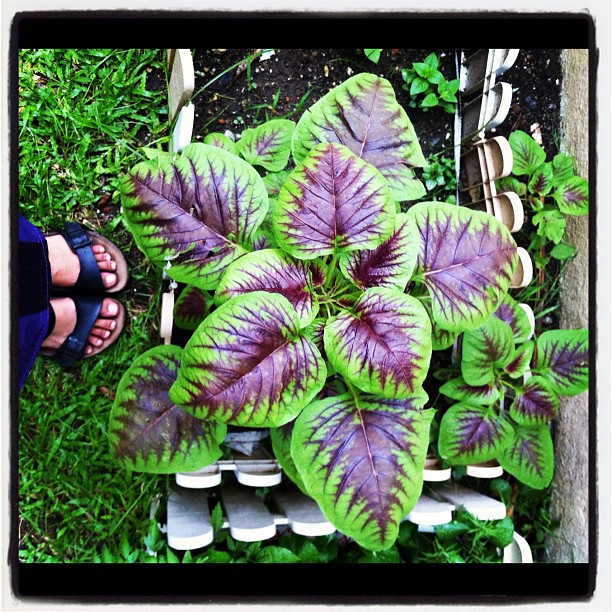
<box><xmin>18</xmin><ymin>214</ymin><xmax>51</xmax><ymax>390</ymax></box>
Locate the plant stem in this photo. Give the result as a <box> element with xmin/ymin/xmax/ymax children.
<box><xmin>325</xmin><ymin>251</ymin><xmax>340</xmax><ymax>291</ymax></box>
<box><xmin>345</xmin><ymin>379</ymin><xmax>361</xmax><ymax>406</ymax></box>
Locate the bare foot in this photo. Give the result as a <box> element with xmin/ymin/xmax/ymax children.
<box><xmin>42</xmin><ymin>297</ymin><xmax>120</xmax><ymax>356</ymax></box>
<box><xmin>46</xmin><ymin>234</ymin><xmax>118</xmax><ymax>290</ymax></box>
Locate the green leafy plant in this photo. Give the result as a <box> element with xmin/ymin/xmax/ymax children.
<box><xmin>109</xmin><ymin>72</ymin><xmax>520</xmax><ymax>552</ymax></box>
<box><xmin>420</xmin><ymin>152</ymin><xmax>457</xmax><ymax>203</ymax></box>
<box><xmin>497</xmin><ymin>130</ymin><xmax>589</xmax><ymax>256</ymax></box>
<box><xmin>401</xmin><ymin>52</ymin><xmax>459</xmax><ymax>113</ymax></box>
<box><xmin>437</xmin><ymin>293</ymin><xmax>588</xmax><ymax>489</ymax></box>
<box><xmin>398</xmin><ymin>509</ymin><xmax>514</xmax><ymax>563</ymax></box>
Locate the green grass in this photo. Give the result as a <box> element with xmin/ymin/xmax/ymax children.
<box><xmin>17</xmin><ymin>49</ymin><xmax>170</xmax><ymax>562</ymax></box>
<box><xmin>18</xmin><ymin>49</ymin><xmax>168</xmax><ymax>225</ymax></box>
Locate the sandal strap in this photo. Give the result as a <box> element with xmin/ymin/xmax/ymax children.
<box><xmin>55</xmin><ymin>295</ymin><xmax>102</xmax><ymax>367</ymax></box>
<box><xmin>60</xmin><ymin>222</ymin><xmax>105</xmax><ymax>294</ymax></box>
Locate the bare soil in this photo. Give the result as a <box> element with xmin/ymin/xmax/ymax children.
<box><xmin>179</xmin><ymin>48</ymin><xmax>562</xmax><ymax>160</ymax></box>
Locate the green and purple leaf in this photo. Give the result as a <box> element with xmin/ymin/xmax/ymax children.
<box><xmin>493</xmin><ymin>294</ymin><xmax>533</xmax><ymax>344</ymax></box>
<box><xmin>408</xmin><ymin>202</ymin><xmax>518</xmax><ymax>333</ymax></box>
<box><xmin>236</xmin><ymin>119</ymin><xmax>295</xmax><ymax>172</ymax></box>
<box><xmin>497</xmin><ymin>176</ymin><xmax>527</xmax><ymax>197</ymax></box>
<box><xmin>339</xmin><ymin>213</ymin><xmax>418</xmax><ymax>291</ymax></box>
<box><xmin>169</xmin><ymin>291</ymin><xmax>326</xmax><ymax>427</ymax></box>
<box><xmin>439</xmin><ymin>377</ymin><xmax>501</xmax><ymax>406</ymax></box>
<box><xmin>251</xmin><ymin>196</ymin><xmax>278</xmax><ymax>251</ymax></box>
<box><xmin>203</xmin><ymin>131</ymin><xmax>239</xmax><ymax>156</ymax></box>
<box><xmin>270</xmin><ymin>421</ymin><xmax>308</xmax><ymax>495</ymax></box>
<box><xmin>262</xmin><ymin>169</ymin><xmax>292</xmax><ymax>198</ymax></box>
<box><xmin>552</xmin><ymin>176</ymin><xmax>589</xmax><ymax>215</ymax></box>
<box><xmin>292</xmin><ymin>73</ymin><xmax>427</xmax><ymax>201</ymax></box>
<box><xmin>273</xmin><ymin>142</ymin><xmax>395</xmax><ymax>259</ymax></box>
<box><xmin>108</xmin><ymin>345</ymin><xmax>226</xmax><ymax>473</ymax></box>
<box><xmin>438</xmin><ymin>403</ymin><xmax>514</xmax><ymax>465</ymax></box>
<box><xmin>291</xmin><ymin>389</ymin><xmax>432</xmax><ymax>551</ymax></box>
<box><xmin>420</xmin><ymin>298</ymin><xmax>459</xmax><ymax>351</ymax></box>
<box><xmin>509</xmin><ymin>376</ymin><xmax>559</xmax><ymax>426</ymax></box>
<box><xmin>551</xmin><ymin>153</ymin><xmax>575</xmax><ymax>187</ymax></box>
<box><xmin>461</xmin><ymin>316</ymin><xmax>515</xmax><ymax>386</ymax></box>
<box><xmin>430</xmin><ymin>323</ymin><xmax>459</xmax><ymax>351</ymax></box>
<box><xmin>173</xmin><ymin>286</ymin><xmax>211</xmax><ymax>330</ymax></box>
<box><xmin>504</xmin><ymin>341</ymin><xmax>534</xmax><ymax>379</ymax></box>
<box><xmin>303</xmin><ymin>318</ymin><xmax>326</xmax><ymax>357</ymax></box>
<box><xmin>534</xmin><ymin>329</ymin><xmax>589</xmax><ymax>396</ymax></box>
<box><xmin>324</xmin><ymin>288</ymin><xmax>432</xmax><ymax>399</ymax></box>
<box><xmin>528</xmin><ymin>162</ymin><xmax>553</xmax><ymax>195</ymax></box>
<box><xmin>215</xmin><ymin>249</ymin><xmax>318</xmax><ymax>327</ymax></box>
<box><xmin>121</xmin><ymin>143</ymin><xmax>268</xmax><ymax>290</ymax></box>
<box><xmin>498</xmin><ymin>425</ymin><xmax>554</xmax><ymax>489</ymax></box>
<box><xmin>509</xmin><ymin>130</ymin><xmax>546</xmax><ymax>176</ymax></box>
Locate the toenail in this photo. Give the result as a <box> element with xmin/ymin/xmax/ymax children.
<box><xmin>109</xmin><ymin>321</ymin><xmax>117</xmax><ymax>330</ymax></box>
<box><xmin>107</xmin><ymin>302</ymin><xmax>118</xmax><ymax>315</ymax></box>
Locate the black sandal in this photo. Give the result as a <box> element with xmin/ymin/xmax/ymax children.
<box><xmin>40</xmin><ymin>295</ymin><xmax>126</xmax><ymax>366</ymax></box>
<box><xmin>47</xmin><ymin>222</ymin><xmax>129</xmax><ymax>294</ymax></box>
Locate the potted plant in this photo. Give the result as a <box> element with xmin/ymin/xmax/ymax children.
<box><xmin>108</xmin><ymin>72</ymin><xmax>520</xmax><ymax>552</ymax></box>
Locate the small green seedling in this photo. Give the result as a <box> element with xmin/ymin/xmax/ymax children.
<box><xmin>401</xmin><ymin>52</ymin><xmax>459</xmax><ymax>114</ymax></box>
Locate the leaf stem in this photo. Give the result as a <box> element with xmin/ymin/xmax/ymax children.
<box><xmin>325</xmin><ymin>251</ymin><xmax>340</xmax><ymax>291</ymax></box>
<box><xmin>345</xmin><ymin>379</ymin><xmax>361</xmax><ymax>406</ymax></box>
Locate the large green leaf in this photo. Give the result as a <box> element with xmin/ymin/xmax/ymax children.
<box><xmin>108</xmin><ymin>345</ymin><xmax>226</xmax><ymax>473</ymax></box>
<box><xmin>169</xmin><ymin>291</ymin><xmax>326</xmax><ymax>427</ymax></box>
<box><xmin>462</xmin><ymin>316</ymin><xmax>515</xmax><ymax>386</ymax></box>
<box><xmin>269</xmin><ymin>421</ymin><xmax>309</xmax><ymax>495</ymax></box>
<box><xmin>408</xmin><ymin>202</ymin><xmax>518</xmax><ymax>333</ymax></box>
<box><xmin>534</xmin><ymin>329</ymin><xmax>589</xmax><ymax>396</ymax></box>
<box><xmin>509</xmin><ymin>130</ymin><xmax>546</xmax><ymax>176</ymax></box>
<box><xmin>236</xmin><ymin>119</ymin><xmax>295</xmax><ymax>172</ymax></box>
<box><xmin>292</xmin><ymin>73</ymin><xmax>427</xmax><ymax>201</ymax></box>
<box><xmin>552</xmin><ymin>176</ymin><xmax>589</xmax><ymax>215</ymax></box>
<box><xmin>121</xmin><ymin>143</ymin><xmax>268</xmax><ymax>290</ymax></box>
<box><xmin>439</xmin><ymin>377</ymin><xmax>501</xmax><ymax>406</ymax></box>
<box><xmin>509</xmin><ymin>376</ymin><xmax>559</xmax><ymax>426</ymax></box>
<box><xmin>273</xmin><ymin>142</ymin><xmax>395</xmax><ymax>259</ymax></box>
<box><xmin>438</xmin><ymin>403</ymin><xmax>514</xmax><ymax>465</ymax></box>
<box><xmin>215</xmin><ymin>248</ymin><xmax>318</xmax><ymax>327</ymax></box>
<box><xmin>324</xmin><ymin>288</ymin><xmax>432</xmax><ymax>399</ymax></box>
<box><xmin>498</xmin><ymin>425</ymin><xmax>554</xmax><ymax>489</ymax></box>
<box><xmin>291</xmin><ymin>389</ymin><xmax>432</xmax><ymax>551</ymax></box>
<box><xmin>339</xmin><ymin>213</ymin><xmax>418</xmax><ymax>291</ymax></box>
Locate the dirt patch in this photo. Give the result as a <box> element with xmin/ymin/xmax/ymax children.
<box><xmin>182</xmin><ymin>48</ymin><xmax>562</xmax><ymax>161</ymax></box>
<box><xmin>189</xmin><ymin>48</ymin><xmax>457</xmax><ymax>159</ymax></box>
